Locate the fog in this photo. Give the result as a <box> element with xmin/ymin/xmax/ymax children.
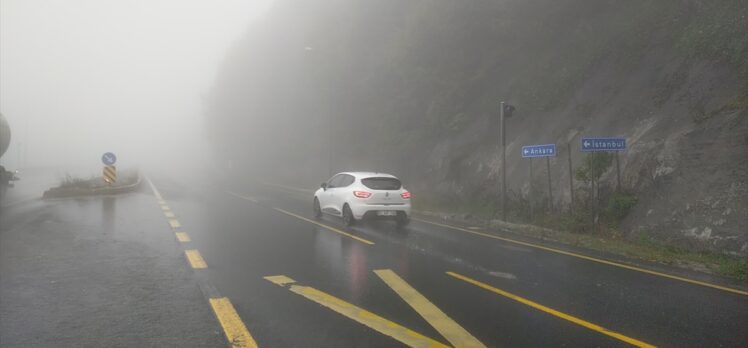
<box><xmin>0</xmin><ymin>0</ymin><xmax>273</xmax><ymax>177</ymax></box>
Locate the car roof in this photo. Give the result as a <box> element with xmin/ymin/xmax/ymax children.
<box><xmin>338</xmin><ymin>171</ymin><xmax>398</xmax><ymax>179</ymax></box>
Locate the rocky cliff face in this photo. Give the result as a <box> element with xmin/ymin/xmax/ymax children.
<box><xmin>208</xmin><ymin>0</ymin><xmax>748</xmax><ymax>253</ymax></box>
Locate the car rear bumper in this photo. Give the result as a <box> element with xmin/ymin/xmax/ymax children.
<box><xmin>349</xmin><ymin>202</ymin><xmax>411</xmax><ymax>220</ymax></box>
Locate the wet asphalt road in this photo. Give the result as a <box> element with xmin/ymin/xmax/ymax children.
<box><xmin>1</xmin><ymin>172</ymin><xmax>747</xmax><ymax>347</ymax></box>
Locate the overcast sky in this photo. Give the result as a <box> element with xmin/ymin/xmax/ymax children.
<box><xmin>1</xmin><ymin>0</ymin><xmax>273</xmax><ymax>175</ymax></box>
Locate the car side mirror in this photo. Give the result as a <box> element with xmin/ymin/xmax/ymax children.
<box><xmin>321</xmin><ymin>182</ymin><xmax>327</xmax><ymax>190</ymax></box>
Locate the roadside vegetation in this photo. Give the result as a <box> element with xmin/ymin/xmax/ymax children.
<box><xmin>209</xmin><ymin>0</ymin><xmax>748</xmax><ymax>278</ymax></box>
<box><xmin>416</xmin><ymin>153</ymin><xmax>748</xmax><ymax>281</ymax></box>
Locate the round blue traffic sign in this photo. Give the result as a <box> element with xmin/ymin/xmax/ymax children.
<box><xmin>102</xmin><ymin>152</ymin><xmax>117</xmax><ymax>165</ymax></box>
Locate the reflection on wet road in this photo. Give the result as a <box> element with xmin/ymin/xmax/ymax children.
<box><xmin>1</xmin><ymin>174</ymin><xmax>747</xmax><ymax>347</ymax></box>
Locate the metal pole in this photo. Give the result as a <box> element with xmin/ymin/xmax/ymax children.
<box><xmin>590</xmin><ymin>152</ymin><xmax>596</xmax><ymax>232</ymax></box>
<box><xmin>529</xmin><ymin>158</ymin><xmax>533</xmax><ymax>221</ymax></box>
<box><xmin>615</xmin><ymin>151</ymin><xmax>621</xmax><ymax>192</ymax></box>
<box><xmin>546</xmin><ymin>156</ymin><xmax>553</xmax><ymax>213</ymax></box>
<box><xmin>567</xmin><ymin>142</ymin><xmax>574</xmax><ymax>215</ymax></box>
<box><xmin>500</xmin><ymin>101</ymin><xmax>507</xmax><ymax>221</ymax></box>
<box><xmin>17</xmin><ymin>142</ymin><xmax>22</xmax><ymax>169</ymax></box>
<box><xmin>328</xmin><ymin>111</ymin><xmax>333</xmax><ymax>177</ymax></box>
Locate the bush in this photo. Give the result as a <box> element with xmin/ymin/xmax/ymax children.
<box><xmin>605</xmin><ymin>192</ymin><xmax>638</xmax><ymax>223</ymax></box>
<box><xmin>575</xmin><ymin>152</ymin><xmax>614</xmax><ymax>184</ymax></box>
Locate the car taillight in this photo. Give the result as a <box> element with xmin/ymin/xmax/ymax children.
<box><xmin>401</xmin><ymin>191</ymin><xmax>411</xmax><ymax>199</ymax></box>
<box><xmin>353</xmin><ymin>191</ymin><xmax>371</xmax><ymax>198</ymax></box>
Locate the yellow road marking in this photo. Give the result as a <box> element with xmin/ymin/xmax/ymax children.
<box><xmin>447</xmin><ymin>271</ymin><xmax>656</xmax><ymax>348</ymax></box>
<box><xmin>164</xmin><ymin>211</ymin><xmax>176</xmax><ymax>218</ymax></box>
<box><xmin>209</xmin><ymin>297</ymin><xmax>259</xmax><ymax>348</ymax></box>
<box><xmin>161</xmin><ymin>205</ymin><xmax>170</xmax><ymax>211</ymax></box>
<box><xmin>169</xmin><ymin>219</ymin><xmax>181</xmax><ymax>229</ymax></box>
<box><xmin>185</xmin><ymin>249</ymin><xmax>207</xmax><ymax>269</ymax></box>
<box><xmin>273</xmin><ymin>208</ymin><xmax>375</xmax><ymax>245</ymax></box>
<box><xmin>416</xmin><ymin>218</ymin><xmax>748</xmax><ymax>297</ymax></box>
<box><xmin>175</xmin><ymin>232</ymin><xmax>191</xmax><ymax>242</ymax></box>
<box><xmin>265</xmin><ymin>275</ymin><xmax>448</xmax><ymax>348</ymax></box>
<box><xmin>264</xmin><ymin>275</ymin><xmax>296</xmax><ymax>286</ymax></box>
<box><xmin>375</xmin><ymin>269</ymin><xmax>485</xmax><ymax>348</ymax></box>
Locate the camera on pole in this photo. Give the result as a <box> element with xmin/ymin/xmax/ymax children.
<box><xmin>503</xmin><ymin>104</ymin><xmax>516</xmax><ymax>118</ymax></box>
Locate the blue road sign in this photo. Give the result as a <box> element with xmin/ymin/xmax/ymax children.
<box><xmin>522</xmin><ymin>144</ymin><xmax>557</xmax><ymax>158</ymax></box>
<box><xmin>581</xmin><ymin>137</ymin><xmax>626</xmax><ymax>152</ymax></box>
<box><xmin>102</xmin><ymin>152</ymin><xmax>117</xmax><ymax>165</ymax></box>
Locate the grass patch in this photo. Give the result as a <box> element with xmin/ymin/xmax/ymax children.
<box><xmin>529</xmin><ymin>221</ymin><xmax>748</xmax><ymax>280</ymax></box>
<box><xmin>416</xmin><ymin>195</ymin><xmax>748</xmax><ymax>282</ymax></box>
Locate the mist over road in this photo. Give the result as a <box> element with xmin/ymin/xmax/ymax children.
<box><xmin>1</xmin><ymin>1</ymin><xmax>747</xmax><ymax>347</ymax></box>
<box><xmin>2</xmin><ymin>170</ymin><xmax>746</xmax><ymax>347</ymax></box>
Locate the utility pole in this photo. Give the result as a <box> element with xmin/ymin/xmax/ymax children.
<box><xmin>304</xmin><ymin>45</ymin><xmax>334</xmax><ymax>178</ymax></box>
<box><xmin>328</xmin><ymin>111</ymin><xmax>333</xmax><ymax>177</ymax></box>
<box><xmin>499</xmin><ymin>101</ymin><xmax>517</xmax><ymax>221</ymax></box>
<box><xmin>500</xmin><ymin>101</ymin><xmax>507</xmax><ymax>221</ymax></box>
<box><xmin>17</xmin><ymin>142</ymin><xmax>22</xmax><ymax>169</ymax></box>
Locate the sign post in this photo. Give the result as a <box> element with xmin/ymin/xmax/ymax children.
<box><xmin>615</xmin><ymin>152</ymin><xmax>621</xmax><ymax>191</ymax></box>
<box><xmin>101</xmin><ymin>152</ymin><xmax>117</xmax><ymax>185</ymax></box>
<box><xmin>522</xmin><ymin>144</ymin><xmax>556</xmax><ymax>217</ymax></box>
<box><xmin>529</xmin><ymin>159</ymin><xmax>533</xmax><ymax>220</ymax></box>
<box><xmin>567</xmin><ymin>142</ymin><xmax>574</xmax><ymax>215</ymax></box>
<box><xmin>103</xmin><ymin>165</ymin><xmax>117</xmax><ymax>184</ymax></box>
<box><xmin>580</xmin><ymin>137</ymin><xmax>627</xmax><ymax>231</ymax></box>
<box><xmin>546</xmin><ymin>156</ymin><xmax>553</xmax><ymax>212</ymax></box>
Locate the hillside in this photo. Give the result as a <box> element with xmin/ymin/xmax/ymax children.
<box><xmin>207</xmin><ymin>0</ymin><xmax>748</xmax><ymax>254</ymax></box>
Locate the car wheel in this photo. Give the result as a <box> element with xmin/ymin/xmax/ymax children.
<box><xmin>396</xmin><ymin>214</ymin><xmax>410</xmax><ymax>228</ymax></box>
<box><xmin>313</xmin><ymin>198</ymin><xmax>322</xmax><ymax>219</ymax></box>
<box><xmin>342</xmin><ymin>204</ymin><xmax>355</xmax><ymax>226</ymax></box>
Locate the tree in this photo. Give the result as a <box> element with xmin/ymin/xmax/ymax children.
<box><xmin>575</xmin><ymin>152</ymin><xmax>613</xmax><ymax>183</ymax></box>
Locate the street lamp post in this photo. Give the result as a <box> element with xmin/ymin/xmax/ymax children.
<box><xmin>500</xmin><ymin>101</ymin><xmax>515</xmax><ymax>221</ymax></box>
<box><xmin>305</xmin><ymin>46</ymin><xmax>333</xmax><ymax>178</ymax></box>
<box><xmin>328</xmin><ymin>107</ymin><xmax>332</xmax><ymax>177</ymax></box>
<box><xmin>500</xmin><ymin>101</ymin><xmax>507</xmax><ymax>221</ymax></box>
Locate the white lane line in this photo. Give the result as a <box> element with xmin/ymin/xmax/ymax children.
<box><xmin>225</xmin><ymin>190</ymin><xmax>259</xmax><ymax>203</ymax></box>
<box><xmin>146</xmin><ymin>176</ymin><xmax>165</xmax><ymax>201</ymax></box>
<box><xmin>260</xmin><ymin>182</ymin><xmax>315</xmax><ymax>194</ymax></box>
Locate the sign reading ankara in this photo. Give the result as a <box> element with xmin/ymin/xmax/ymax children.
<box><xmin>581</xmin><ymin>137</ymin><xmax>626</xmax><ymax>152</ymax></box>
<box><xmin>522</xmin><ymin>144</ymin><xmax>557</xmax><ymax>158</ymax></box>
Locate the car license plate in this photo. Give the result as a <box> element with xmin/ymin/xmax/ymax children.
<box><xmin>377</xmin><ymin>211</ymin><xmax>397</xmax><ymax>216</ymax></box>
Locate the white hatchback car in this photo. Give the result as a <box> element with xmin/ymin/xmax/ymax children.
<box><xmin>313</xmin><ymin>172</ymin><xmax>411</xmax><ymax>226</ymax></box>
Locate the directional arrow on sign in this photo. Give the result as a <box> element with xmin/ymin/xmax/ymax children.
<box><xmin>581</xmin><ymin>137</ymin><xmax>626</xmax><ymax>152</ymax></box>
<box><xmin>102</xmin><ymin>152</ymin><xmax>117</xmax><ymax>166</ymax></box>
<box><xmin>521</xmin><ymin>144</ymin><xmax>556</xmax><ymax>158</ymax></box>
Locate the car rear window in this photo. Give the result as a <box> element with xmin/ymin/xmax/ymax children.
<box><xmin>361</xmin><ymin>177</ymin><xmax>402</xmax><ymax>190</ymax></box>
